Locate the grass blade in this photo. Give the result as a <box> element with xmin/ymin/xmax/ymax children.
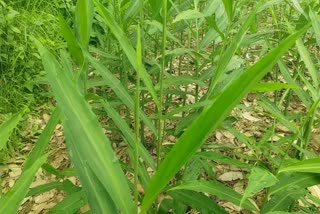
<box><xmin>269</xmin><ymin>172</ymin><xmax>320</xmax><ymax>196</ymax></box>
<box><xmin>240</xmin><ymin>167</ymin><xmax>278</xmax><ymax>207</ymax></box>
<box><xmin>278</xmin><ymin>59</ymin><xmax>311</xmax><ymax>107</ymax></box>
<box><xmin>125</xmin><ymin>0</ymin><xmax>143</xmax><ymax>20</ymax></box>
<box><xmin>34</xmin><ymin>39</ymin><xmax>135</xmax><ymax>213</ymax></box>
<box><xmin>24</xmin><ymin>107</ymin><xmax>60</xmax><ymax>169</ymax></box>
<box><xmin>0</xmin><ymin>109</ymin><xmax>24</xmax><ymax>151</ymax></box>
<box><xmin>258</xmin><ymin>96</ymin><xmax>299</xmax><ymax>133</ymax></box>
<box><xmin>207</xmin><ymin>2</ymin><xmax>259</xmax><ymax>97</ymax></box>
<box><xmin>261</xmin><ymin>190</ymin><xmax>305</xmax><ymax>213</ymax></box>
<box><xmin>59</xmin><ymin>14</ymin><xmax>83</xmax><ymax>65</ymax></box>
<box><xmin>93</xmin><ymin>0</ymin><xmax>160</xmax><ymax>109</ymax></box>
<box><xmin>141</xmin><ymin>25</ymin><xmax>310</xmax><ymax>212</ymax></box>
<box><xmin>252</xmin><ymin>82</ymin><xmax>299</xmax><ymax>92</ymax></box>
<box><xmin>75</xmin><ymin>0</ymin><xmax>93</xmax><ymax>48</ymax></box>
<box><xmin>0</xmin><ymin>155</ymin><xmax>47</xmax><ymax>214</ymax></box>
<box><xmin>48</xmin><ymin>190</ymin><xmax>87</xmax><ymax>213</ymax></box>
<box><xmin>0</xmin><ymin>107</ymin><xmax>60</xmax><ymax>213</ymax></box>
<box><xmin>279</xmin><ymin>158</ymin><xmax>320</xmax><ymax>173</ymax></box>
<box><xmin>85</xmin><ymin>52</ymin><xmax>157</xmax><ymax>135</ymax></box>
<box><xmin>222</xmin><ymin>0</ymin><xmax>234</xmax><ymax>23</ymax></box>
<box><xmin>168</xmin><ymin>189</ymin><xmax>228</xmax><ymax>214</ymax></box>
<box><xmin>309</xmin><ymin>9</ymin><xmax>320</xmax><ymax>46</ymax></box>
<box><xmin>101</xmin><ymin>100</ymin><xmax>156</xmax><ymax>170</ymax></box>
<box><xmin>294</xmin><ymin>37</ymin><xmax>319</xmax><ymax>88</ymax></box>
<box><xmin>195</xmin><ymin>151</ymin><xmax>252</xmax><ymax>168</ymax></box>
<box><xmin>169</xmin><ymin>180</ymin><xmax>257</xmax><ymax>211</ymax></box>
<box><xmin>63</xmin><ymin>120</ymin><xmax>119</xmax><ymax>213</ymax></box>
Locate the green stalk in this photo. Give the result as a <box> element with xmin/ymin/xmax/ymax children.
<box><xmin>194</xmin><ymin>0</ymin><xmax>200</xmax><ymax>102</ymax></box>
<box><xmin>178</xmin><ymin>32</ymin><xmax>187</xmax><ymax>118</ymax></box>
<box><xmin>134</xmin><ymin>23</ymin><xmax>142</xmax><ymax>212</ymax></box>
<box><xmin>156</xmin><ymin>0</ymin><xmax>167</xmax><ymax>167</ymax></box>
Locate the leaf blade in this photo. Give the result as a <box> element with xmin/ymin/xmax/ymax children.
<box><xmin>141</xmin><ymin>24</ymin><xmax>310</xmax><ymax>212</ymax></box>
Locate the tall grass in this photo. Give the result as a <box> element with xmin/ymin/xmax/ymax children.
<box><xmin>1</xmin><ymin>0</ymin><xmax>320</xmax><ymax>213</ymax></box>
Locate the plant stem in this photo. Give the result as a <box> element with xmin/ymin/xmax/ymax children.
<box><xmin>194</xmin><ymin>0</ymin><xmax>200</xmax><ymax>102</ymax></box>
<box><xmin>134</xmin><ymin>23</ymin><xmax>142</xmax><ymax>213</ymax></box>
<box><xmin>157</xmin><ymin>0</ymin><xmax>167</xmax><ymax>167</ymax></box>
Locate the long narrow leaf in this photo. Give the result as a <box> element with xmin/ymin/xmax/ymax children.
<box><xmin>24</xmin><ymin>107</ymin><xmax>60</xmax><ymax>169</ymax></box>
<box><xmin>75</xmin><ymin>0</ymin><xmax>93</xmax><ymax>48</ymax></box>
<box><xmin>279</xmin><ymin>158</ymin><xmax>320</xmax><ymax>173</ymax></box>
<box><xmin>125</xmin><ymin>0</ymin><xmax>143</xmax><ymax>20</ymax></box>
<box><xmin>0</xmin><ymin>109</ymin><xmax>24</xmax><ymax>151</ymax></box>
<box><xmin>269</xmin><ymin>172</ymin><xmax>320</xmax><ymax>196</ymax></box>
<box><xmin>34</xmin><ymin>40</ymin><xmax>135</xmax><ymax>213</ymax></box>
<box><xmin>59</xmin><ymin>14</ymin><xmax>83</xmax><ymax>65</ymax></box>
<box><xmin>48</xmin><ymin>190</ymin><xmax>87</xmax><ymax>213</ymax></box>
<box><xmin>63</xmin><ymin>120</ymin><xmax>118</xmax><ymax>213</ymax></box>
<box><xmin>261</xmin><ymin>190</ymin><xmax>305</xmax><ymax>213</ymax></box>
<box><xmin>240</xmin><ymin>167</ymin><xmax>278</xmax><ymax>207</ymax></box>
<box><xmin>169</xmin><ymin>180</ymin><xmax>257</xmax><ymax>211</ymax></box>
<box><xmin>0</xmin><ymin>155</ymin><xmax>47</xmax><ymax>214</ymax></box>
<box><xmin>0</xmin><ymin>108</ymin><xmax>60</xmax><ymax>213</ymax></box>
<box><xmin>101</xmin><ymin>100</ymin><xmax>156</xmax><ymax>169</ymax></box>
<box><xmin>141</xmin><ymin>25</ymin><xmax>310</xmax><ymax>212</ymax></box>
<box><xmin>85</xmin><ymin>52</ymin><xmax>157</xmax><ymax>135</ymax></box>
<box><xmin>207</xmin><ymin>2</ymin><xmax>259</xmax><ymax>96</ymax></box>
<box><xmin>93</xmin><ymin>0</ymin><xmax>160</xmax><ymax>109</ymax></box>
<box><xmin>168</xmin><ymin>189</ymin><xmax>228</xmax><ymax>214</ymax></box>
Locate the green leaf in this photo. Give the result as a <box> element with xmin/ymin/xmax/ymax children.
<box><xmin>27</xmin><ymin>180</ymin><xmax>81</xmax><ymax>197</ymax></box>
<box><xmin>240</xmin><ymin>167</ymin><xmax>278</xmax><ymax>207</ymax></box>
<box><xmin>222</xmin><ymin>0</ymin><xmax>234</xmax><ymax>23</ymax></box>
<box><xmin>23</xmin><ymin>107</ymin><xmax>60</xmax><ymax>170</ymax></box>
<box><xmin>101</xmin><ymin>100</ymin><xmax>156</xmax><ymax>170</ymax></box>
<box><xmin>265</xmin><ymin>212</ymin><xmax>306</xmax><ymax>214</ymax></box>
<box><xmin>145</xmin><ymin>20</ymin><xmax>182</xmax><ymax>46</ymax></box>
<box><xmin>58</xmin><ymin>14</ymin><xmax>83</xmax><ymax>65</ymax></box>
<box><xmin>279</xmin><ymin>158</ymin><xmax>320</xmax><ymax>173</ymax></box>
<box><xmin>169</xmin><ymin>180</ymin><xmax>257</xmax><ymax>211</ymax></box>
<box><xmin>93</xmin><ymin>0</ymin><xmax>160</xmax><ymax>109</ymax></box>
<box><xmin>148</xmin><ymin>0</ymin><xmax>162</xmax><ymax>19</ymax></box>
<box><xmin>261</xmin><ymin>189</ymin><xmax>306</xmax><ymax>213</ymax></box>
<box><xmin>157</xmin><ymin>75</ymin><xmax>207</xmax><ymax>90</ymax></box>
<box><xmin>208</xmin><ymin>3</ymin><xmax>259</xmax><ymax>96</ymax></box>
<box><xmin>195</xmin><ymin>151</ymin><xmax>252</xmax><ymax>168</ymax></box>
<box><xmin>63</xmin><ymin>121</ymin><xmax>119</xmax><ymax>213</ymax></box>
<box><xmin>173</xmin><ymin>9</ymin><xmax>204</xmax><ymax>23</ymax></box>
<box><xmin>0</xmin><ymin>155</ymin><xmax>47</xmax><ymax>214</ymax></box>
<box><xmin>125</xmin><ymin>0</ymin><xmax>143</xmax><ymax>20</ymax></box>
<box><xmin>0</xmin><ymin>109</ymin><xmax>24</xmax><ymax>151</ymax></box>
<box><xmin>34</xmin><ymin>39</ymin><xmax>135</xmax><ymax>213</ymax></box>
<box><xmin>253</xmin><ymin>82</ymin><xmax>299</xmax><ymax>92</ymax></box>
<box><xmin>294</xmin><ymin>36</ymin><xmax>319</xmax><ymax>88</ymax></box>
<box><xmin>258</xmin><ymin>96</ymin><xmax>299</xmax><ymax>133</ymax></box>
<box><xmin>168</xmin><ymin>189</ymin><xmax>228</xmax><ymax>214</ymax></box>
<box><xmin>309</xmin><ymin>9</ymin><xmax>320</xmax><ymax>47</ymax></box>
<box><xmin>0</xmin><ymin>109</ymin><xmax>60</xmax><ymax>214</ymax></box>
<box><xmin>164</xmin><ymin>100</ymin><xmax>212</xmax><ymax>119</ymax></box>
<box><xmin>48</xmin><ymin>191</ymin><xmax>87</xmax><ymax>214</ymax></box>
<box><xmin>141</xmin><ymin>24</ymin><xmax>309</xmax><ymax>213</ymax></box>
<box><xmin>269</xmin><ymin>172</ymin><xmax>320</xmax><ymax>196</ymax></box>
<box><xmin>291</xmin><ymin>0</ymin><xmax>306</xmax><ymax>16</ymax></box>
<box><xmin>75</xmin><ymin>0</ymin><xmax>93</xmax><ymax>47</ymax></box>
<box><xmin>85</xmin><ymin>52</ymin><xmax>156</xmax><ymax>135</ymax></box>
<box><xmin>278</xmin><ymin>59</ymin><xmax>311</xmax><ymax>107</ymax></box>
<box><xmin>0</xmin><ymin>107</ymin><xmax>60</xmax><ymax>213</ymax></box>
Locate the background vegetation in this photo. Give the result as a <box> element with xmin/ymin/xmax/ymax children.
<box><xmin>1</xmin><ymin>0</ymin><xmax>320</xmax><ymax>213</ymax></box>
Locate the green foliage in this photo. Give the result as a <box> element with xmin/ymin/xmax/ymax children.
<box><xmin>0</xmin><ymin>109</ymin><xmax>24</xmax><ymax>151</ymax></box>
<box><xmin>1</xmin><ymin>0</ymin><xmax>320</xmax><ymax>213</ymax></box>
<box><xmin>0</xmin><ymin>1</ymin><xmax>62</xmax><ymax>113</ymax></box>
